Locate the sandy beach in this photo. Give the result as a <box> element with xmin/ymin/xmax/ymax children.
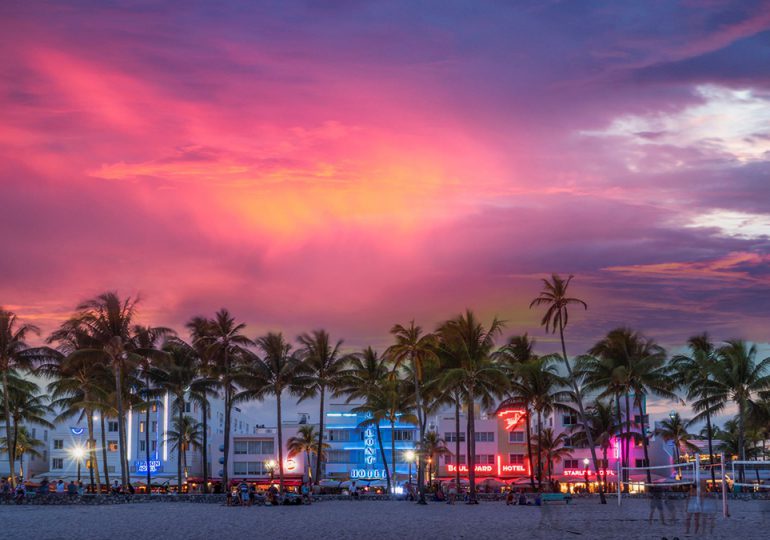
<box><xmin>2</xmin><ymin>499</ymin><xmax>769</xmax><ymax>540</ymax></box>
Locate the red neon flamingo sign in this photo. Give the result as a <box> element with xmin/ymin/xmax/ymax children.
<box><xmin>497</xmin><ymin>408</ymin><xmax>526</xmax><ymax>431</ymax></box>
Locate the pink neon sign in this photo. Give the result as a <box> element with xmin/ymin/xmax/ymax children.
<box><xmin>497</xmin><ymin>409</ymin><xmax>526</xmax><ymax>431</ymax></box>
<box><xmin>563</xmin><ymin>469</ymin><xmax>616</xmax><ymax>477</ymax></box>
<box><xmin>447</xmin><ymin>464</ymin><xmax>494</xmax><ymax>473</ymax></box>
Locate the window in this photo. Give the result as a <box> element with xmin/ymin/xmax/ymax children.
<box><xmin>234</xmin><ymin>441</ymin><xmax>248</xmax><ymax>455</ymax></box>
<box><xmin>445</xmin><ymin>454</ymin><xmax>465</xmax><ymax>465</ymax></box>
<box><xmin>444</xmin><ymin>432</ymin><xmax>465</xmax><ymax>443</ymax></box>
<box><xmin>108</xmin><ymin>421</ymin><xmax>119</xmax><ymax>432</ymax></box>
<box><xmin>151</xmin><ymin>421</ymin><xmax>157</xmax><ymax>433</ymax></box>
<box><xmin>474</xmin><ymin>432</ymin><xmax>494</xmax><ymax>442</ymax></box>
<box><xmin>634</xmin><ymin>414</ymin><xmax>649</xmax><ymax>425</ymax></box>
<box><xmin>635</xmin><ymin>459</ymin><xmax>648</xmax><ymax>468</ymax></box>
<box><xmin>509</xmin><ymin>454</ymin><xmax>525</xmax><ymax>465</ymax></box>
<box><xmin>151</xmin><ymin>441</ymin><xmax>157</xmax><ymax>451</ymax></box>
<box><xmin>53</xmin><ymin>439</ymin><xmax>64</xmax><ymax>450</ymax></box>
<box><xmin>108</xmin><ymin>440</ymin><xmax>118</xmax><ymax>452</ymax></box>
<box><xmin>233</xmin><ymin>461</ymin><xmax>267</xmax><ymax>475</ymax></box>
<box><xmin>185</xmin><ymin>403</ymin><xmax>192</xmax><ymax>413</ymax></box>
<box><xmin>139</xmin><ymin>440</ymin><xmax>146</xmax><ymax>452</ymax></box>
<box><xmin>108</xmin><ymin>466</ymin><xmax>116</xmax><ymax>473</ymax></box>
<box><xmin>563</xmin><ymin>459</ymin><xmax>580</xmax><ymax>469</ymax></box>
<box><xmin>328</xmin><ymin>430</ymin><xmax>350</xmax><ymax>442</ymax></box>
<box><xmin>474</xmin><ymin>455</ymin><xmax>495</xmax><ymax>465</ymax></box>
<box><xmin>44</xmin><ymin>430</ymin><xmax>48</xmax><ymax>441</ymax></box>
<box><xmin>139</xmin><ymin>421</ymin><xmax>145</xmax><ymax>433</ymax></box>
<box><xmin>253</xmin><ymin>440</ymin><xmax>273</xmax><ymax>454</ymax></box>
<box><xmin>327</xmin><ymin>450</ymin><xmax>349</xmax><ymax>464</ymax></box>
<box><xmin>508</xmin><ymin>431</ymin><xmax>525</xmax><ymax>443</ymax></box>
<box><xmin>562</xmin><ymin>414</ymin><xmax>578</xmax><ymax>427</ymax></box>
<box><xmin>393</xmin><ymin>430</ymin><xmax>414</xmax><ymax>441</ymax></box>
<box><xmin>52</xmin><ymin>458</ymin><xmax>64</xmax><ymax>469</ymax></box>
<box><xmin>151</xmin><ymin>403</ymin><xmax>157</xmax><ymax>413</ymax></box>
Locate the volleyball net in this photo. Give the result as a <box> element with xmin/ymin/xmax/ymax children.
<box><xmin>618</xmin><ymin>460</ymin><xmax>697</xmax><ymax>490</ymax></box>
<box><xmin>730</xmin><ymin>460</ymin><xmax>770</xmax><ymax>491</ymax></box>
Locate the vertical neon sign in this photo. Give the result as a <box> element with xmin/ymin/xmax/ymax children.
<box><xmin>162</xmin><ymin>392</ymin><xmax>169</xmax><ymax>460</ymax></box>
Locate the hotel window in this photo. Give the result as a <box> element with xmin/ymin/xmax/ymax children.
<box><xmin>562</xmin><ymin>414</ymin><xmax>578</xmax><ymax>427</ymax></box>
<box><xmin>185</xmin><ymin>403</ymin><xmax>192</xmax><ymax>413</ymax></box>
<box><xmin>234</xmin><ymin>441</ymin><xmax>248</xmax><ymax>455</ymax></box>
<box><xmin>253</xmin><ymin>440</ymin><xmax>274</xmax><ymax>454</ymax></box>
<box><xmin>563</xmin><ymin>459</ymin><xmax>579</xmax><ymax>469</ymax></box>
<box><xmin>474</xmin><ymin>432</ymin><xmax>494</xmax><ymax>442</ymax></box>
<box><xmin>151</xmin><ymin>441</ymin><xmax>157</xmax><ymax>452</ymax></box>
<box><xmin>509</xmin><ymin>454</ymin><xmax>525</xmax><ymax>465</ymax></box>
<box><xmin>327</xmin><ymin>450</ymin><xmax>349</xmax><ymax>464</ymax></box>
<box><xmin>328</xmin><ymin>430</ymin><xmax>350</xmax><ymax>442</ymax></box>
<box><xmin>52</xmin><ymin>458</ymin><xmax>64</xmax><ymax>469</ymax></box>
<box><xmin>474</xmin><ymin>455</ymin><xmax>495</xmax><ymax>465</ymax></box>
<box><xmin>139</xmin><ymin>421</ymin><xmax>145</xmax><ymax>433</ymax></box>
<box><xmin>634</xmin><ymin>414</ymin><xmax>648</xmax><ymax>425</ymax></box>
<box><xmin>444</xmin><ymin>455</ymin><xmax>453</xmax><ymax>464</ymax></box>
<box><xmin>108</xmin><ymin>421</ymin><xmax>119</xmax><ymax>432</ymax></box>
<box><xmin>635</xmin><ymin>459</ymin><xmax>648</xmax><ymax>468</ymax></box>
<box><xmin>53</xmin><ymin>439</ymin><xmax>64</xmax><ymax>450</ymax></box>
<box><xmin>508</xmin><ymin>431</ymin><xmax>525</xmax><ymax>443</ymax></box>
<box><xmin>151</xmin><ymin>403</ymin><xmax>157</xmax><ymax>413</ymax></box>
<box><xmin>393</xmin><ymin>430</ymin><xmax>414</xmax><ymax>441</ymax></box>
<box><xmin>444</xmin><ymin>432</ymin><xmax>465</xmax><ymax>443</ymax></box>
<box><xmin>139</xmin><ymin>440</ymin><xmax>146</xmax><ymax>452</ymax></box>
<box><xmin>446</xmin><ymin>454</ymin><xmax>466</xmax><ymax>465</ymax></box>
<box><xmin>248</xmin><ymin>462</ymin><xmax>266</xmax><ymax>475</ymax></box>
<box><xmin>108</xmin><ymin>440</ymin><xmax>118</xmax><ymax>452</ymax></box>
<box><xmin>151</xmin><ymin>421</ymin><xmax>157</xmax><ymax>433</ymax></box>
<box><xmin>233</xmin><ymin>462</ymin><xmax>248</xmax><ymax>475</ymax></box>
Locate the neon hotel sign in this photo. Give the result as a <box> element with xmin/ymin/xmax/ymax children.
<box><xmin>447</xmin><ymin>456</ymin><xmax>527</xmax><ymax>476</ymax></box>
<box><xmin>563</xmin><ymin>469</ymin><xmax>616</xmax><ymax>477</ymax></box>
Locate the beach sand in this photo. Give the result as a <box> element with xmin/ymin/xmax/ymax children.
<box><xmin>2</xmin><ymin>498</ymin><xmax>768</xmax><ymax>539</ymax></box>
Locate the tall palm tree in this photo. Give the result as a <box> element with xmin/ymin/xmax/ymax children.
<box><xmin>186</xmin><ymin>316</ymin><xmax>217</xmax><ymax>492</ymax></box>
<box><xmin>0</xmin><ymin>377</ymin><xmax>53</xmax><ymax>471</ymax></box>
<box><xmin>295</xmin><ymin>330</ymin><xmax>346</xmax><ymax>485</ymax></box>
<box><xmin>437</xmin><ymin>310</ymin><xmax>507</xmax><ymax>504</ymax></box>
<box><xmin>530</xmin><ymin>275</ymin><xmax>607</xmax><ymax>503</ymax></box>
<box><xmin>535</xmin><ymin>428</ymin><xmax>572</xmax><ymax>486</ymax></box>
<box><xmin>166</xmin><ymin>415</ymin><xmax>203</xmax><ymax>487</ymax></box>
<box><xmin>352</xmin><ymin>377</ymin><xmax>416</xmax><ymax>492</ymax></box>
<box><xmin>287</xmin><ymin>425</ymin><xmax>329</xmax><ymax>484</ymax></box>
<box><xmin>158</xmin><ymin>339</ymin><xmax>201</xmax><ymax>491</ymax></box>
<box><xmin>0</xmin><ymin>425</ymin><xmax>44</xmax><ymax>480</ymax></box>
<box><xmin>672</xmin><ymin>333</ymin><xmax>724</xmax><ymax>485</ymax></box>
<box><xmin>203</xmin><ymin>309</ymin><xmax>252</xmax><ymax>489</ymax></box>
<box><xmin>242</xmin><ymin>332</ymin><xmax>300</xmax><ymax>492</ymax></box>
<box><xmin>386</xmin><ymin>321</ymin><xmax>437</xmax><ymax>504</ymax></box>
<box><xmin>711</xmin><ymin>340</ymin><xmax>770</xmax><ymax>481</ymax></box>
<box><xmin>419</xmin><ymin>431</ymin><xmax>450</xmax><ymax>486</ymax></box>
<box><xmin>655</xmin><ymin>413</ymin><xmax>699</xmax><ymax>463</ymax></box>
<box><xmin>0</xmin><ymin>309</ymin><xmax>40</xmax><ymax>487</ymax></box>
<box><xmin>508</xmin><ymin>356</ymin><xmax>568</xmax><ymax>489</ymax></box>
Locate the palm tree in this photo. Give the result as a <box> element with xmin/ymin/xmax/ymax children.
<box><xmin>535</xmin><ymin>428</ymin><xmax>572</xmax><ymax>486</ymax></box>
<box><xmin>203</xmin><ymin>309</ymin><xmax>252</xmax><ymax>489</ymax></box>
<box><xmin>166</xmin><ymin>415</ymin><xmax>203</xmax><ymax>486</ymax></box>
<box><xmin>287</xmin><ymin>425</ymin><xmax>329</xmax><ymax>483</ymax></box>
<box><xmin>295</xmin><ymin>330</ymin><xmax>346</xmax><ymax>485</ymax></box>
<box><xmin>158</xmin><ymin>339</ymin><xmax>201</xmax><ymax>492</ymax></box>
<box><xmin>419</xmin><ymin>431</ymin><xmax>450</xmax><ymax>486</ymax></box>
<box><xmin>352</xmin><ymin>377</ymin><xmax>416</xmax><ymax>492</ymax></box>
<box><xmin>711</xmin><ymin>340</ymin><xmax>770</xmax><ymax>481</ymax></box>
<box><xmin>530</xmin><ymin>275</ymin><xmax>607</xmax><ymax>503</ymax></box>
<box><xmin>655</xmin><ymin>413</ymin><xmax>699</xmax><ymax>463</ymax></box>
<box><xmin>386</xmin><ymin>321</ymin><xmax>437</xmax><ymax>504</ymax></box>
<box><xmin>243</xmin><ymin>332</ymin><xmax>300</xmax><ymax>492</ymax></box>
<box><xmin>0</xmin><ymin>425</ymin><xmax>44</xmax><ymax>480</ymax></box>
<box><xmin>569</xmin><ymin>400</ymin><xmax>620</xmax><ymax>495</ymax></box>
<box><xmin>672</xmin><ymin>333</ymin><xmax>724</xmax><ymax>485</ymax></box>
<box><xmin>508</xmin><ymin>356</ymin><xmax>568</xmax><ymax>489</ymax></box>
<box><xmin>437</xmin><ymin>310</ymin><xmax>507</xmax><ymax>504</ymax></box>
<box><xmin>0</xmin><ymin>377</ymin><xmax>53</xmax><ymax>473</ymax></box>
<box><xmin>0</xmin><ymin>309</ymin><xmax>40</xmax><ymax>487</ymax></box>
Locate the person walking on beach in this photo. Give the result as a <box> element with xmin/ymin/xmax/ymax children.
<box><xmin>648</xmin><ymin>486</ymin><xmax>666</xmax><ymax>525</ymax></box>
<box><xmin>684</xmin><ymin>484</ymin><xmax>701</xmax><ymax>535</ymax></box>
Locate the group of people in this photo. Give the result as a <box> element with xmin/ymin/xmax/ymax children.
<box><xmin>1</xmin><ymin>477</ymin><xmax>86</xmax><ymax>504</ymax></box>
<box><xmin>227</xmin><ymin>482</ymin><xmax>310</xmax><ymax>507</ymax></box>
<box><xmin>648</xmin><ymin>483</ymin><xmax>722</xmax><ymax>535</ymax></box>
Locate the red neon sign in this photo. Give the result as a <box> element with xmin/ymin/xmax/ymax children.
<box><xmin>447</xmin><ymin>464</ymin><xmax>494</xmax><ymax>474</ymax></box>
<box><xmin>563</xmin><ymin>469</ymin><xmax>616</xmax><ymax>477</ymax></box>
<box><xmin>497</xmin><ymin>408</ymin><xmax>526</xmax><ymax>431</ymax></box>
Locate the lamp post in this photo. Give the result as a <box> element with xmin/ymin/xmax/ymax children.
<box><xmin>583</xmin><ymin>458</ymin><xmax>590</xmax><ymax>493</ymax></box>
<box><xmin>404</xmin><ymin>450</ymin><xmax>415</xmax><ymax>485</ymax></box>
<box><xmin>72</xmin><ymin>447</ymin><xmax>85</xmax><ymax>483</ymax></box>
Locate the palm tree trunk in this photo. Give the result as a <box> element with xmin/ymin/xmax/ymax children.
<box><xmin>602</xmin><ymin>446</ymin><xmax>609</xmax><ymax>495</ymax></box>
<box><xmin>412</xmin><ymin>356</ymin><xmax>426</xmax><ymax>504</ymax></box>
<box><xmin>637</xmin><ymin>400</ymin><xmax>652</xmax><ymax>484</ymax></box>
<box><xmin>277</xmin><ymin>388</ymin><xmax>285</xmax><ymax>492</ymax></box>
<box><xmin>525</xmin><ymin>409</ymin><xmax>536</xmax><ymax>490</ymax></box>
<box><xmin>704</xmin><ymin>405</ymin><xmax>716</xmax><ymax>487</ymax></box>
<box><xmin>201</xmin><ymin>397</ymin><xmax>208</xmax><ymax>493</ymax></box>
<box><xmin>222</xmin><ymin>354</ymin><xmax>232</xmax><ymax>490</ymax></box>
<box><xmin>614</xmin><ymin>394</ymin><xmax>626</xmax><ymax>488</ymax></box>
<box><xmin>375</xmin><ymin>422</ymin><xmax>391</xmax><ymax>492</ymax></box>
<box><xmin>454</xmin><ymin>397</ymin><xmax>461</xmax><ymax>490</ymax></box>
<box><xmin>114</xmin><ymin>360</ymin><xmax>128</xmax><ymax>487</ymax></box>
<box><xmin>315</xmin><ymin>386</ymin><xmax>325</xmax><ymax>485</ymax></box>
<box><xmin>2</xmin><ymin>369</ymin><xmax>15</xmax><ymax>487</ymax></box>
<box><xmin>390</xmin><ymin>418</ymin><xmax>397</xmax><ymax>487</ymax></box>
<box><xmin>624</xmin><ymin>392</ymin><xmax>632</xmax><ymax>487</ymax></box>
<box><xmin>145</xmin><ymin>376</ymin><xmax>152</xmax><ymax>491</ymax></box>
<box><xmin>558</xmin><ymin>321</ymin><xmax>606</xmax><ymax>503</ymax></box>
<box><xmin>86</xmin><ymin>408</ymin><xmax>100</xmax><ymax>494</ymax></box>
<box><xmin>467</xmin><ymin>387</ymin><xmax>477</xmax><ymax>503</ymax></box>
<box><xmin>738</xmin><ymin>399</ymin><xmax>746</xmax><ymax>483</ymax></box>
<box><xmin>177</xmin><ymin>401</ymin><xmax>184</xmax><ymax>492</ymax></box>
<box><xmin>536</xmin><ymin>410</ymin><xmax>543</xmax><ymax>490</ymax></box>
<box><xmin>100</xmin><ymin>414</ymin><xmax>110</xmax><ymax>487</ymax></box>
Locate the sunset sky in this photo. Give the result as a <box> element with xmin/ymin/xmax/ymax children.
<box><xmin>2</xmin><ymin>0</ymin><xmax>769</xmax><ymax>410</ymax></box>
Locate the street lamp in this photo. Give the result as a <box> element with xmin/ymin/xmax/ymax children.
<box><xmin>404</xmin><ymin>450</ymin><xmax>415</xmax><ymax>485</ymax></box>
<box><xmin>583</xmin><ymin>458</ymin><xmax>590</xmax><ymax>493</ymax></box>
<box><xmin>264</xmin><ymin>459</ymin><xmax>277</xmax><ymax>484</ymax></box>
<box><xmin>72</xmin><ymin>446</ymin><xmax>85</xmax><ymax>483</ymax></box>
